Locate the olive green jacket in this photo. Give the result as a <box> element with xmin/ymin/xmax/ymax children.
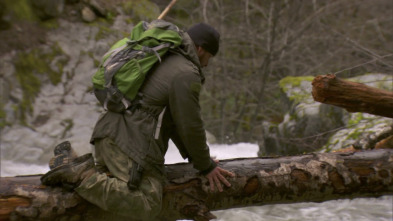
<box><xmin>90</xmin><ymin>31</ymin><xmax>216</xmax><ymax>177</ymax></box>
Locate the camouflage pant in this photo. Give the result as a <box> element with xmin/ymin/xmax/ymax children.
<box><xmin>74</xmin><ymin>137</ymin><xmax>163</xmax><ymax>220</ymax></box>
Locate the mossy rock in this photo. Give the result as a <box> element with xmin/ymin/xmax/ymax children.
<box><xmin>320</xmin><ymin>74</ymin><xmax>393</xmax><ymax>152</ymax></box>
<box><xmin>3</xmin><ymin>0</ymin><xmax>38</xmax><ymax>22</ymax></box>
<box><xmin>321</xmin><ymin>113</ymin><xmax>393</xmax><ymax>152</ymax></box>
<box><xmin>12</xmin><ymin>44</ymin><xmax>69</xmax><ymax>125</ymax></box>
<box><xmin>279</xmin><ymin>76</ymin><xmax>314</xmax><ymax>104</ymax></box>
<box><xmin>259</xmin><ymin>74</ymin><xmax>393</xmax><ymax>156</ymax></box>
<box><xmin>121</xmin><ymin>0</ymin><xmax>160</xmax><ymax>21</ymax></box>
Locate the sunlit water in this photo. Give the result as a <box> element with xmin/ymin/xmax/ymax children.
<box><xmin>1</xmin><ymin>143</ymin><xmax>392</xmax><ymax>221</ymax></box>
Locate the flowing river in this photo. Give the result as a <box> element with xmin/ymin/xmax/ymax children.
<box><xmin>1</xmin><ymin>142</ymin><xmax>392</xmax><ymax>221</ymax></box>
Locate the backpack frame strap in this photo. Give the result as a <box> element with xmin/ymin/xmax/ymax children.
<box><xmin>154</xmin><ymin>106</ymin><xmax>166</xmax><ymax>140</ymax></box>
<box><xmin>141</xmin><ymin>42</ymin><xmax>172</xmax><ymax>63</ymax></box>
<box><xmin>102</xmin><ymin>43</ymin><xmax>129</xmax><ymax>67</ymax></box>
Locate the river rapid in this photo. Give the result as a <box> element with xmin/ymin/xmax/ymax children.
<box><xmin>1</xmin><ymin>142</ymin><xmax>392</xmax><ymax>221</ymax></box>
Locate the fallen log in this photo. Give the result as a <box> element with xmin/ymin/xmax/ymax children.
<box><xmin>1</xmin><ymin>149</ymin><xmax>393</xmax><ymax>221</ymax></box>
<box><xmin>311</xmin><ymin>74</ymin><xmax>393</xmax><ymax>118</ymax></box>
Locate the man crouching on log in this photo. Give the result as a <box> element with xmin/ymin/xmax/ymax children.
<box><xmin>40</xmin><ymin>22</ymin><xmax>234</xmax><ymax>220</ymax></box>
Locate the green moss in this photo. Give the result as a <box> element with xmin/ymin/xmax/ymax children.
<box><xmin>0</xmin><ymin>104</ymin><xmax>5</xmax><ymax>119</ymax></box>
<box><xmin>122</xmin><ymin>0</ymin><xmax>159</xmax><ymax>21</ymax></box>
<box><xmin>95</xmin><ymin>24</ymin><xmax>114</xmax><ymax>41</ymax></box>
<box><xmin>15</xmin><ymin>52</ymin><xmax>43</xmax><ymax>124</ymax></box>
<box><xmin>348</xmin><ymin>113</ymin><xmax>363</xmax><ymax>126</ymax></box>
<box><xmin>105</xmin><ymin>11</ymin><xmax>116</xmax><ymax>22</ymax></box>
<box><xmin>279</xmin><ymin>76</ymin><xmax>314</xmax><ymax>92</ymax></box>
<box><xmin>93</xmin><ymin>58</ymin><xmax>101</xmax><ymax>68</ymax></box>
<box><xmin>292</xmin><ymin>93</ymin><xmax>311</xmax><ymax>104</ymax></box>
<box><xmin>61</xmin><ymin>119</ymin><xmax>74</xmax><ymax>138</ymax></box>
<box><xmin>0</xmin><ymin>101</ymin><xmax>7</xmax><ymax>128</ymax></box>
<box><xmin>378</xmin><ymin>76</ymin><xmax>393</xmax><ymax>91</ymax></box>
<box><xmin>268</xmin><ymin>124</ymin><xmax>278</xmax><ymax>133</ymax></box>
<box><xmin>322</xmin><ymin>139</ymin><xmax>338</xmax><ymax>153</ymax></box>
<box><xmin>86</xmin><ymin>85</ymin><xmax>94</xmax><ymax>93</ymax></box>
<box><xmin>3</xmin><ymin>0</ymin><xmax>37</xmax><ymax>21</ymax></box>
<box><xmin>85</xmin><ymin>51</ymin><xmax>100</xmax><ymax>67</ymax></box>
<box><xmin>86</xmin><ymin>51</ymin><xmax>94</xmax><ymax>58</ymax></box>
<box><xmin>124</xmin><ymin>17</ymin><xmax>134</xmax><ymax>25</ymax></box>
<box><xmin>241</xmin><ymin>115</ymin><xmax>251</xmax><ymax>131</ymax></box>
<box><xmin>289</xmin><ymin>113</ymin><xmax>298</xmax><ymax>121</ymax></box>
<box><xmin>278</xmin><ymin>76</ymin><xmax>315</xmax><ymax>104</ymax></box>
<box><xmin>40</xmin><ymin>19</ymin><xmax>59</xmax><ymax>29</ymax></box>
<box><xmin>14</xmin><ymin>44</ymin><xmax>69</xmax><ymax>124</ymax></box>
<box><xmin>347</xmin><ymin>129</ymin><xmax>362</xmax><ymax>140</ymax></box>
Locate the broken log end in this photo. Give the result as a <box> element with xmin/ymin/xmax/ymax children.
<box><xmin>311</xmin><ymin>74</ymin><xmax>338</xmax><ymax>103</ymax></box>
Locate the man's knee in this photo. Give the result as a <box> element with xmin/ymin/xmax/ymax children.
<box><xmin>138</xmin><ymin>176</ymin><xmax>163</xmax><ymax>219</ymax></box>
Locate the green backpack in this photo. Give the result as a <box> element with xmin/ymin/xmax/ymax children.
<box><xmin>92</xmin><ymin>20</ymin><xmax>182</xmax><ymax>112</ymax></box>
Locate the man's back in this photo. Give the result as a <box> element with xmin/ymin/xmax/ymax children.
<box><xmin>140</xmin><ymin>42</ymin><xmax>202</xmax><ymax>107</ymax></box>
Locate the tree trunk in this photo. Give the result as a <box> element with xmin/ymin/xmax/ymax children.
<box><xmin>311</xmin><ymin>74</ymin><xmax>393</xmax><ymax>118</ymax></box>
<box><xmin>1</xmin><ymin>149</ymin><xmax>393</xmax><ymax>221</ymax></box>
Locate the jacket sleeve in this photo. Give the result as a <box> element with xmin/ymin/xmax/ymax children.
<box><xmin>169</xmin><ymin>71</ymin><xmax>216</xmax><ymax>174</ymax></box>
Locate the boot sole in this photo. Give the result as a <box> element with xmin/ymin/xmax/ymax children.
<box><xmin>49</xmin><ymin>141</ymin><xmax>77</xmax><ymax>169</ymax></box>
<box><xmin>53</xmin><ymin>141</ymin><xmax>72</xmax><ymax>156</ymax></box>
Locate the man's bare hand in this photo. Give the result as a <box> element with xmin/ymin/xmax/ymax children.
<box><xmin>205</xmin><ymin>166</ymin><xmax>235</xmax><ymax>192</ymax></box>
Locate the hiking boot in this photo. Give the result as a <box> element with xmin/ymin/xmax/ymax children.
<box><xmin>53</xmin><ymin>141</ymin><xmax>72</xmax><ymax>156</ymax></box>
<box><xmin>49</xmin><ymin>141</ymin><xmax>79</xmax><ymax>170</ymax></box>
<box><xmin>41</xmin><ymin>153</ymin><xmax>96</xmax><ymax>189</ymax></box>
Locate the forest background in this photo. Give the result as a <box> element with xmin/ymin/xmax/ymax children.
<box><xmin>0</xmin><ymin>1</ymin><xmax>392</xmax><ymax>220</ymax></box>
<box><xmin>155</xmin><ymin>0</ymin><xmax>393</xmax><ymax>145</ymax></box>
<box><xmin>0</xmin><ymin>0</ymin><xmax>392</xmax><ymax>148</ymax></box>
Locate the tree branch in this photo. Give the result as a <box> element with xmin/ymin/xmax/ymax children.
<box><xmin>312</xmin><ymin>74</ymin><xmax>393</xmax><ymax>118</ymax></box>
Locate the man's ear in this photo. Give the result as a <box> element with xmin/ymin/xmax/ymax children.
<box><xmin>196</xmin><ymin>46</ymin><xmax>205</xmax><ymax>56</ymax></box>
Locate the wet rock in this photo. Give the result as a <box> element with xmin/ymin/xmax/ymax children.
<box><xmin>87</xmin><ymin>0</ymin><xmax>107</xmax><ymax>17</ymax></box>
<box><xmin>81</xmin><ymin>6</ymin><xmax>96</xmax><ymax>22</ymax></box>
<box><xmin>0</xmin><ymin>1</ymin><xmax>11</xmax><ymax>30</ymax></box>
<box><xmin>32</xmin><ymin>0</ymin><xmax>65</xmax><ymax>19</ymax></box>
<box><xmin>66</xmin><ymin>0</ymin><xmax>80</xmax><ymax>3</ymax></box>
<box><xmin>0</xmin><ymin>17</ymin><xmax>127</xmax><ymax>165</ymax></box>
<box><xmin>259</xmin><ymin>74</ymin><xmax>393</xmax><ymax>156</ymax></box>
<box><xmin>259</xmin><ymin>76</ymin><xmax>346</xmax><ymax>156</ymax></box>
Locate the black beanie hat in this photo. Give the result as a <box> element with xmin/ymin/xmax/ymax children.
<box><xmin>187</xmin><ymin>23</ymin><xmax>220</xmax><ymax>56</ymax></box>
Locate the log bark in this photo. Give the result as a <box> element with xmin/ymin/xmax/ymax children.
<box><xmin>311</xmin><ymin>74</ymin><xmax>393</xmax><ymax>118</ymax></box>
<box><xmin>1</xmin><ymin>149</ymin><xmax>393</xmax><ymax>221</ymax></box>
